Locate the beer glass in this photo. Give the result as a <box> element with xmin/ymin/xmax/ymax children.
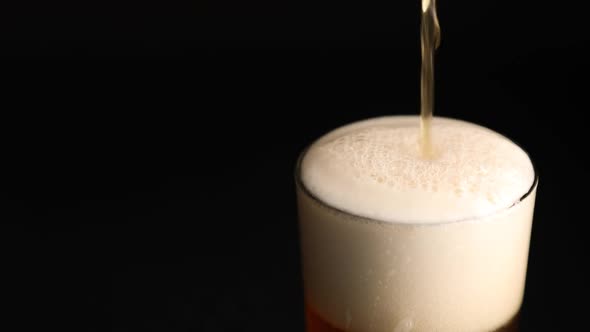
<box><xmin>295</xmin><ymin>116</ymin><xmax>537</xmax><ymax>332</ymax></box>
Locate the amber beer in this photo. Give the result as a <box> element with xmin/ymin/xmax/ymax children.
<box><xmin>296</xmin><ymin>116</ymin><xmax>537</xmax><ymax>332</ymax></box>
<box><xmin>305</xmin><ymin>306</ymin><xmax>520</xmax><ymax>332</ymax></box>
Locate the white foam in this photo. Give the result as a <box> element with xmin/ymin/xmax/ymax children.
<box><xmin>301</xmin><ymin>116</ymin><xmax>535</xmax><ymax>223</ymax></box>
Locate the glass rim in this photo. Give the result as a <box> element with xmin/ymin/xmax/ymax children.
<box><xmin>295</xmin><ymin>127</ymin><xmax>539</xmax><ymax>227</ymax></box>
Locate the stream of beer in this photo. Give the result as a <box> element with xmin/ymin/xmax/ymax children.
<box><xmin>420</xmin><ymin>0</ymin><xmax>441</xmax><ymax>157</ymax></box>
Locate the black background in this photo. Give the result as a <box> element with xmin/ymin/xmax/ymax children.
<box><xmin>2</xmin><ymin>0</ymin><xmax>589</xmax><ymax>331</ymax></box>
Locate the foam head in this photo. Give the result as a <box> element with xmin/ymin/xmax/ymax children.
<box><xmin>301</xmin><ymin>116</ymin><xmax>535</xmax><ymax>223</ymax></box>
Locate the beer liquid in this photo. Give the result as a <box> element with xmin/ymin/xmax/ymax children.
<box><xmin>419</xmin><ymin>0</ymin><xmax>440</xmax><ymax>158</ymax></box>
<box><xmin>306</xmin><ymin>305</ymin><xmax>521</xmax><ymax>332</ymax></box>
